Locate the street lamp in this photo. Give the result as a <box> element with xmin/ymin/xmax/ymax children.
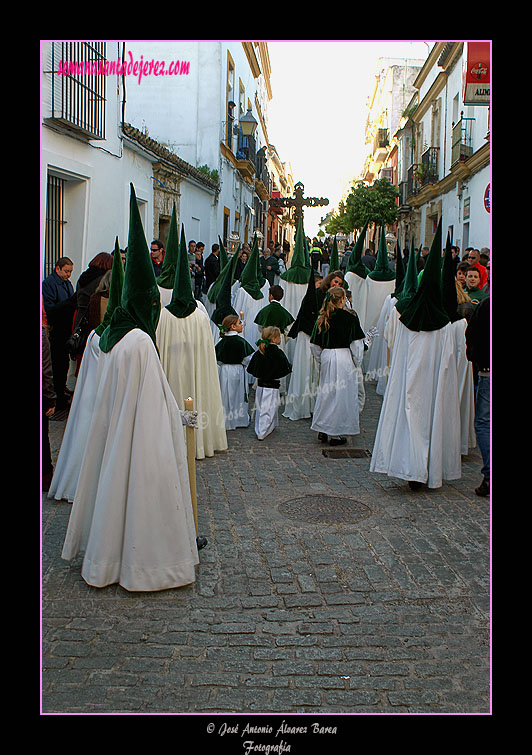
<box><xmin>239</xmin><ymin>107</ymin><xmax>258</xmax><ymax>137</ymax></box>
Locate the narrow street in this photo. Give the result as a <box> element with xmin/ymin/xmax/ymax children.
<box><xmin>42</xmin><ymin>378</ymin><xmax>490</xmax><ymax>717</ymax></box>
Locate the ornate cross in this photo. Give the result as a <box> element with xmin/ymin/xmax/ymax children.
<box><xmin>270</xmin><ymin>181</ymin><xmax>329</xmax><ymax>226</ymax></box>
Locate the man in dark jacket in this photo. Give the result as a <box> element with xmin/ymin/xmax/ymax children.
<box><xmin>204</xmin><ymin>244</ymin><xmax>221</xmax><ymax>291</ymax></box>
<box><xmin>42</xmin><ymin>258</ymin><xmax>76</xmax><ymax>410</ymax></box>
<box><xmin>465</xmin><ymin>296</ymin><xmax>490</xmax><ymax>497</ymax></box>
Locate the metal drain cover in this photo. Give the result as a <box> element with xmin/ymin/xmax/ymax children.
<box><xmin>322</xmin><ymin>448</ymin><xmax>371</xmax><ymax>459</ymax></box>
<box><xmin>278</xmin><ymin>495</ymin><xmax>371</xmax><ymax>524</ymax></box>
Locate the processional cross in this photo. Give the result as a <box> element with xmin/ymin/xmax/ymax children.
<box><xmin>270</xmin><ymin>181</ymin><xmax>329</xmax><ymax>226</ymax></box>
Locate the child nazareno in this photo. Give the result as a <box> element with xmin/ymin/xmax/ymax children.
<box><xmin>215</xmin><ymin>314</ymin><xmax>255</xmax><ymax>430</ymax></box>
<box><xmin>310</xmin><ymin>286</ymin><xmax>366</xmax><ymax>446</ymax></box>
<box><xmin>246</xmin><ymin>326</ymin><xmax>292</xmax><ymax>440</ymax></box>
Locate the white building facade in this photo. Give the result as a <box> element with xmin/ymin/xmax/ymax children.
<box><xmin>123</xmin><ymin>40</ymin><xmax>274</xmax><ymax>251</ymax></box>
<box><xmin>391</xmin><ymin>42</ymin><xmax>491</xmax><ymax>253</ymax></box>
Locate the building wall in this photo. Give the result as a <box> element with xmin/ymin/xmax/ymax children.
<box><xmin>41</xmin><ymin>42</ymin><xmax>156</xmax><ymax>289</ymax></box>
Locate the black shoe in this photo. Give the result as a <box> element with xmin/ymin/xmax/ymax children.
<box><xmin>408</xmin><ymin>480</ymin><xmax>424</xmax><ymax>490</ymax></box>
<box><xmin>475</xmin><ymin>478</ymin><xmax>490</xmax><ymax>497</ymax></box>
<box><xmin>318</xmin><ymin>432</ymin><xmax>328</xmax><ymax>443</ymax></box>
<box><xmin>196</xmin><ymin>536</ymin><xmax>208</xmax><ymax>550</ymax></box>
<box><xmin>329</xmin><ymin>437</ymin><xmax>347</xmax><ymax>446</ymax></box>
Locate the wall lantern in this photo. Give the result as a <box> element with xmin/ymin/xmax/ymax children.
<box><xmin>239</xmin><ymin>107</ymin><xmax>258</xmax><ymax>137</ymax></box>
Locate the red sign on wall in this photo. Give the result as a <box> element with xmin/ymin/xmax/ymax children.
<box><xmin>463</xmin><ymin>42</ymin><xmax>490</xmax><ymax>106</ymax></box>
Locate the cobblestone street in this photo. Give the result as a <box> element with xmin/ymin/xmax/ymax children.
<box><xmin>42</xmin><ymin>379</ymin><xmax>491</xmax><ymax>718</ymax></box>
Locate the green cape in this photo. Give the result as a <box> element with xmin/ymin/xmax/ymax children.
<box><xmin>254</xmin><ymin>301</ymin><xmax>295</xmax><ymax>330</ymax></box>
<box><xmin>392</xmin><ymin>245</ymin><xmax>405</xmax><ymax>298</ymax></box>
<box><xmin>345</xmin><ymin>220</ymin><xmax>370</xmax><ymax>278</ymax></box>
<box><xmin>239</xmin><ymin>235</ymin><xmax>264</xmax><ymax>300</ymax></box>
<box><xmin>441</xmin><ymin>231</ymin><xmax>462</xmax><ymax>323</ymax></box>
<box><xmin>215</xmin><ymin>333</ymin><xmax>255</xmax><ymax>364</ymax></box>
<box><xmin>211</xmin><ymin>248</ymin><xmax>241</xmax><ymax>326</ymax></box>
<box><xmin>287</xmin><ymin>264</ymin><xmax>319</xmax><ymax>338</ymax></box>
<box><xmin>398</xmin><ymin>219</ymin><xmax>450</xmax><ymax>332</ymax></box>
<box><xmin>310</xmin><ymin>306</ymin><xmax>365</xmax><ymax>349</ymax></box>
<box><xmin>281</xmin><ymin>216</ymin><xmax>311</xmax><ymax>284</ymax></box>
<box><xmin>99</xmin><ymin>184</ymin><xmax>161</xmax><ymax>353</ymax></box>
<box><xmin>165</xmin><ymin>224</ymin><xmax>198</xmax><ymax>318</ymax></box>
<box><xmin>395</xmin><ymin>238</ymin><xmax>419</xmax><ymax>315</ymax></box>
<box><xmin>156</xmin><ymin>204</ymin><xmax>179</xmax><ymax>289</ymax></box>
<box><xmin>94</xmin><ymin>236</ymin><xmax>125</xmax><ymax>336</ymax></box>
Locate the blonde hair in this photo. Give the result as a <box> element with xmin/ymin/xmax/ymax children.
<box><xmin>316</xmin><ymin>286</ymin><xmax>346</xmax><ymax>333</ymax></box>
<box><xmin>220</xmin><ymin>314</ymin><xmax>239</xmax><ymax>335</ymax></box>
<box><xmin>455</xmin><ymin>279</ymin><xmax>471</xmax><ymax>305</ymax></box>
<box><xmin>258</xmin><ymin>325</ymin><xmax>281</xmax><ymax>354</ymax></box>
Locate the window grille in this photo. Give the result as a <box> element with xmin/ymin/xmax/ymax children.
<box><xmin>44</xmin><ymin>175</ymin><xmax>66</xmax><ymax>279</ymax></box>
<box><xmin>49</xmin><ymin>42</ymin><xmax>107</xmax><ymax>140</ymax></box>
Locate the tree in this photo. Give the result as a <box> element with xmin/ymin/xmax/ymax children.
<box><xmin>324</xmin><ymin>200</ymin><xmax>351</xmax><ymax>235</ymax></box>
<box><xmin>345</xmin><ymin>178</ymin><xmax>399</xmax><ymax>231</ymax></box>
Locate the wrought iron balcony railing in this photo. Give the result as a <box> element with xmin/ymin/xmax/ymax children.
<box><xmin>451</xmin><ymin>117</ymin><xmax>475</xmax><ymax>167</ymax></box>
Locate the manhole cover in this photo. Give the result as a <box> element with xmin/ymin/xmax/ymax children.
<box><xmin>322</xmin><ymin>448</ymin><xmax>371</xmax><ymax>459</ymax></box>
<box><xmin>277</xmin><ymin>495</ymin><xmax>371</xmax><ymax>524</ymax></box>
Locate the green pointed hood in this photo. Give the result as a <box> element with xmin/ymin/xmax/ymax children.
<box><xmin>95</xmin><ymin>237</ymin><xmax>125</xmax><ymax>336</ymax></box>
<box><xmin>441</xmin><ymin>231</ymin><xmax>462</xmax><ymax>322</ymax></box>
<box><xmin>398</xmin><ymin>219</ymin><xmax>449</xmax><ymax>332</ymax></box>
<box><xmin>281</xmin><ymin>216</ymin><xmax>311</xmax><ymax>284</ymax></box>
<box><xmin>345</xmin><ymin>221</ymin><xmax>370</xmax><ymax>278</ymax></box>
<box><xmin>392</xmin><ymin>245</ymin><xmax>405</xmax><ymax>298</ymax></box>
<box><xmin>156</xmin><ymin>204</ymin><xmax>179</xmax><ymax>289</ymax></box>
<box><xmin>368</xmin><ymin>226</ymin><xmax>396</xmax><ymax>281</ymax></box>
<box><xmin>329</xmin><ymin>236</ymin><xmax>339</xmax><ymax>271</ymax></box>
<box><xmin>165</xmin><ymin>224</ymin><xmax>198</xmax><ymax>318</ymax></box>
<box><xmin>395</xmin><ymin>238</ymin><xmax>419</xmax><ymax>314</ymax></box>
<box><xmin>218</xmin><ymin>236</ymin><xmax>229</xmax><ymax>269</ymax></box>
<box><xmin>99</xmin><ymin>185</ymin><xmax>160</xmax><ymax>353</ymax></box>
<box><xmin>240</xmin><ymin>235</ymin><xmax>264</xmax><ymax>300</ymax></box>
<box><xmin>208</xmin><ymin>253</ymin><xmax>234</xmax><ymax>304</ymax></box>
<box><xmin>212</xmin><ymin>247</ymin><xmax>240</xmax><ymax>326</ymax></box>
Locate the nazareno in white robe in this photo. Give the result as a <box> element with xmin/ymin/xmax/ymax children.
<box><xmin>278</xmin><ymin>280</ymin><xmax>308</xmax><ymax>363</ymax></box>
<box><xmin>309</xmin><ymin>338</ymin><xmax>365</xmax><ymax>437</ymax></box>
<box><xmin>156</xmin><ymin>306</ymin><xmax>228</xmax><ymax>460</ymax></box>
<box><xmin>48</xmin><ymin>329</ymin><xmax>101</xmax><ymax>503</ymax></box>
<box><xmin>370</xmin><ymin>320</ymin><xmax>462</xmax><ymax>488</ymax></box>
<box><xmin>282</xmin><ymin>331</ymin><xmax>318</xmax><ymax>421</ymax></box>
<box><xmin>61</xmin><ymin>328</ymin><xmax>199</xmax><ymax>591</ymax></box>
<box><xmin>216</xmin><ymin>332</ymin><xmax>253</xmax><ymax>430</ymax></box>
<box><xmin>366</xmin><ymin>293</ymin><xmax>396</xmax><ymax>394</ymax></box>
<box><xmin>344</xmin><ymin>272</ymin><xmax>368</xmax><ymax>331</ymax></box>
<box><xmin>451</xmin><ymin>317</ymin><xmax>477</xmax><ymax>455</ymax></box>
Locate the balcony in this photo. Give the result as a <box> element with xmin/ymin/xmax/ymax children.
<box><xmin>235</xmin><ymin>130</ymin><xmax>256</xmax><ymax>180</ymax></box>
<box><xmin>372</xmin><ymin>128</ymin><xmax>389</xmax><ymax>163</ymax></box>
<box><xmin>451</xmin><ymin>117</ymin><xmax>475</xmax><ymax>167</ymax></box>
<box><xmin>420</xmin><ymin>147</ymin><xmax>439</xmax><ymax>186</ymax></box>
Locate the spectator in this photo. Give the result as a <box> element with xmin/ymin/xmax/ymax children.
<box><xmin>465</xmin><ymin>296</ymin><xmax>490</xmax><ymax>496</ymax></box>
<box><xmin>68</xmin><ymin>252</ymin><xmax>113</xmax><ymax>366</ymax></box>
<box><xmin>42</xmin><ymin>309</ymin><xmax>56</xmax><ymax>492</ymax></box>
<box><xmin>235</xmin><ymin>250</ymin><xmax>249</xmax><ymax>281</ymax></box>
<box><xmin>260</xmin><ymin>246</ymin><xmax>280</xmax><ymax>286</ymax></box>
<box><xmin>464</xmin><ymin>266</ymin><xmax>489</xmax><ymax>307</ymax></box>
<box><xmin>190</xmin><ymin>242</ymin><xmax>204</xmax><ymax>299</ymax></box>
<box><xmin>150</xmin><ymin>239</ymin><xmax>165</xmax><ymax>277</ymax></box>
<box><xmin>361</xmin><ymin>248</ymin><xmax>376</xmax><ymax>271</ymax></box>
<box><xmin>42</xmin><ymin>257</ymin><xmax>76</xmax><ymax>410</ymax></box>
<box><xmin>204</xmin><ymin>243</ymin><xmax>221</xmax><ymax>290</ymax></box>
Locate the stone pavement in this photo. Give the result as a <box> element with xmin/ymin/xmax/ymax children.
<box><xmin>42</xmin><ymin>378</ymin><xmax>491</xmax><ymax>717</ymax></box>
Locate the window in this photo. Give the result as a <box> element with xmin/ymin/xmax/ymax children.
<box><xmin>48</xmin><ymin>42</ymin><xmax>107</xmax><ymax>140</ymax></box>
<box><xmin>44</xmin><ymin>175</ymin><xmax>66</xmax><ymax>278</ymax></box>
<box><xmin>226</xmin><ymin>53</ymin><xmax>235</xmax><ymax>148</ymax></box>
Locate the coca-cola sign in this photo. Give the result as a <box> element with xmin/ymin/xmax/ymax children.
<box><xmin>463</xmin><ymin>42</ymin><xmax>490</xmax><ymax>105</ymax></box>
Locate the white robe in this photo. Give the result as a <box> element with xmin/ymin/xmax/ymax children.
<box><xmin>370</xmin><ymin>321</ymin><xmax>462</xmax><ymax>488</ymax></box>
<box><xmin>309</xmin><ymin>340</ymin><xmax>365</xmax><ymax>437</ymax></box>
<box><xmin>232</xmin><ymin>285</ymin><xmax>269</xmax><ymax>380</ymax></box>
<box><xmin>156</xmin><ymin>307</ymin><xmax>228</xmax><ymax>460</ymax></box>
<box><xmin>48</xmin><ymin>330</ymin><xmax>101</xmax><ymax>503</ymax></box>
<box><xmin>364</xmin><ymin>278</ymin><xmax>396</xmax><ymax>334</ymax></box>
<box><xmin>217</xmin><ymin>333</ymin><xmax>253</xmax><ymax>430</ymax></box>
<box><xmin>254</xmin><ymin>386</ymin><xmax>281</xmax><ymax>440</ymax></box>
<box><xmin>366</xmin><ymin>294</ymin><xmax>396</xmax><ymax>394</ymax></box>
<box><xmin>282</xmin><ymin>331</ymin><xmax>318</xmax><ymax>421</ymax></box>
<box><xmin>278</xmin><ymin>281</ymin><xmax>308</xmax><ymax>363</ymax></box>
<box><xmin>451</xmin><ymin>318</ymin><xmax>477</xmax><ymax>455</ymax></box>
<box><xmin>61</xmin><ymin>328</ymin><xmax>199</xmax><ymax>591</ymax></box>
<box><xmin>344</xmin><ymin>273</ymin><xmax>369</xmax><ymax>332</ymax></box>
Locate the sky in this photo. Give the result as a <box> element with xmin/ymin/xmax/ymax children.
<box><xmin>266</xmin><ymin>40</ymin><xmax>431</xmax><ymax>237</ymax></box>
